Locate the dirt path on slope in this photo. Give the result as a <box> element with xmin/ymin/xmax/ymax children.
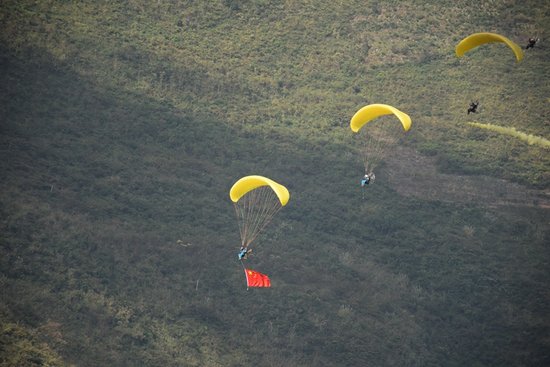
<box><xmin>383</xmin><ymin>146</ymin><xmax>550</xmax><ymax>209</ymax></box>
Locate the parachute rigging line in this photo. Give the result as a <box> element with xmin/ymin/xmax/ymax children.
<box><xmin>359</xmin><ymin>120</ymin><xmax>402</xmax><ymax>173</ymax></box>
<box><xmin>233</xmin><ymin>186</ymin><xmax>282</xmax><ymax>249</ymax></box>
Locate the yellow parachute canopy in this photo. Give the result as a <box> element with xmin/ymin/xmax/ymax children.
<box><xmin>230</xmin><ymin>175</ymin><xmax>290</xmax><ymax>206</ymax></box>
<box><xmin>350</xmin><ymin>104</ymin><xmax>412</xmax><ymax>133</ymax></box>
<box><xmin>455</xmin><ymin>32</ymin><xmax>523</xmax><ymax>62</ymax></box>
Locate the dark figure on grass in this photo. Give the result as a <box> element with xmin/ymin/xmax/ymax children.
<box><xmin>467</xmin><ymin>101</ymin><xmax>479</xmax><ymax>115</ymax></box>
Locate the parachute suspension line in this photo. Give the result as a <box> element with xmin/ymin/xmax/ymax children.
<box><xmin>247</xmin><ymin>187</ymin><xmax>282</xmax><ymax>246</ymax></box>
<box><xmin>233</xmin><ymin>187</ymin><xmax>282</xmax><ymax>249</ymax></box>
<box><xmin>234</xmin><ymin>190</ymin><xmax>254</xmax><ymax>247</ymax></box>
<box><xmin>360</xmin><ymin>120</ymin><xmax>402</xmax><ymax>173</ymax></box>
<box><xmin>234</xmin><ymin>205</ymin><xmax>246</xmax><ymax>247</ymax></box>
<box><xmin>361</xmin><ymin>133</ymin><xmax>382</xmax><ymax>172</ymax></box>
<box><xmin>361</xmin><ymin>126</ymin><xmax>387</xmax><ymax>173</ymax></box>
<box><xmin>240</xmin><ymin>188</ymin><xmax>281</xmax><ymax>248</ymax></box>
<box><xmin>240</xmin><ymin>189</ymin><xmax>263</xmax><ymax>247</ymax></box>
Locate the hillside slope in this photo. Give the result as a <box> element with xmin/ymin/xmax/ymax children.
<box><xmin>386</xmin><ymin>146</ymin><xmax>550</xmax><ymax>208</ymax></box>
<box><xmin>1</xmin><ymin>1</ymin><xmax>549</xmax><ymax>366</ymax></box>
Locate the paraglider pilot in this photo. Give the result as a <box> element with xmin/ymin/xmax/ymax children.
<box><xmin>361</xmin><ymin>172</ymin><xmax>375</xmax><ymax>187</ymax></box>
<box><xmin>525</xmin><ymin>37</ymin><xmax>538</xmax><ymax>49</ymax></box>
<box><xmin>238</xmin><ymin>246</ymin><xmax>251</xmax><ymax>260</ymax></box>
<box><xmin>467</xmin><ymin>101</ymin><xmax>479</xmax><ymax>115</ymax></box>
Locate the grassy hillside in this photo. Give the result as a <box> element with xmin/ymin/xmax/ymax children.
<box><xmin>1</xmin><ymin>1</ymin><xmax>549</xmax><ymax>366</ymax></box>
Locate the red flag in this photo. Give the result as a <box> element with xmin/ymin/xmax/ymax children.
<box><xmin>244</xmin><ymin>268</ymin><xmax>271</xmax><ymax>288</ymax></box>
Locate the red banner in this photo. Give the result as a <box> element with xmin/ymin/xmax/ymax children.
<box><xmin>244</xmin><ymin>268</ymin><xmax>271</xmax><ymax>288</ymax></box>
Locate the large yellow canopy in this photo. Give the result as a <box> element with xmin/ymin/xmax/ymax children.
<box><xmin>350</xmin><ymin>104</ymin><xmax>412</xmax><ymax>133</ymax></box>
<box><xmin>230</xmin><ymin>175</ymin><xmax>290</xmax><ymax>206</ymax></box>
<box><xmin>455</xmin><ymin>32</ymin><xmax>523</xmax><ymax>62</ymax></box>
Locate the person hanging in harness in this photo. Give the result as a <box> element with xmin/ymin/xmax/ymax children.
<box><xmin>525</xmin><ymin>37</ymin><xmax>538</xmax><ymax>49</ymax></box>
<box><xmin>467</xmin><ymin>101</ymin><xmax>479</xmax><ymax>115</ymax></box>
<box><xmin>361</xmin><ymin>172</ymin><xmax>375</xmax><ymax>187</ymax></box>
<box><xmin>238</xmin><ymin>246</ymin><xmax>252</xmax><ymax>260</ymax></box>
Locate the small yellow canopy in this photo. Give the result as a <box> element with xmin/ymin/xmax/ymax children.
<box><xmin>350</xmin><ymin>104</ymin><xmax>412</xmax><ymax>133</ymax></box>
<box><xmin>455</xmin><ymin>32</ymin><xmax>523</xmax><ymax>62</ymax></box>
<box><xmin>230</xmin><ymin>175</ymin><xmax>290</xmax><ymax>206</ymax></box>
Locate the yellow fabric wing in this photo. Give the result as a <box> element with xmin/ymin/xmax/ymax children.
<box><xmin>455</xmin><ymin>32</ymin><xmax>523</xmax><ymax>62</ymax></box>
<box><xmin>350</xmin><ymin>104</ymin><xmax>412</xmax><ymax>133</ymax></box>
<box><xmin>229</xmin><ymin>175</ymin><xmax>290</xmax><ymax>206</ymax></box>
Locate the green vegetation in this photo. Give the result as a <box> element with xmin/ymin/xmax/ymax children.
<box><xmin>0</xmin><ymin>317</ymin><xmax>65</xmax><ymax>367</ymax></box>
<box><xmin>1</xmin><ymin>0</ymin><xmax>549</xmax><ymax>366</ymax></box>
<box><xmin>468</xmin><ymin>121</ymin><xmax>550</xmax><ymax>148</ymax></box>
